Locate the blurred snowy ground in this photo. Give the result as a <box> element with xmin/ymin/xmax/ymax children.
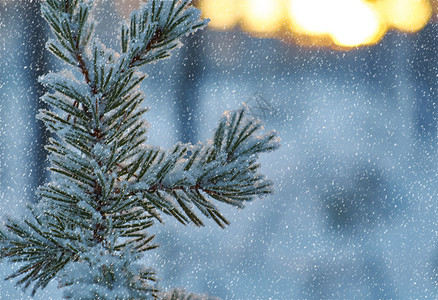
<box><xmin>141</xmin><ymin>29</ymin><xmax>438</xmax><ymax>299</ymax></box>
<box><xmin>1</xmin><ymin>2</ymin><xmax>438</xmax><ymax>299</ymax></box>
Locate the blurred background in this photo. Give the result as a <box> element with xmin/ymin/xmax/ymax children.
<box><xmin>1</xmin><ymin>0</ymin><xmax>438</xmax><ymax>298</ymax></box>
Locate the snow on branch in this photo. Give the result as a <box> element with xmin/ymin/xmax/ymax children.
<box><xmin>127</xmin><ymin>108</ymin><xmax>280</xmax><ymax>228</ymax></box>
<box><xmin>0</xmin><ymin>0</ymin><xmax>278</xmax><ymax>297</ymax></box>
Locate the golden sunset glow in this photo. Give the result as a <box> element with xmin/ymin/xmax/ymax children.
<box><xmin>199</xmin><ymin>0</ymin><xmax>434</xmax><ymax>49</ymax></box>
<box><xmin>240</xmin><ymin>0</ymin><xmax>285</xmax><ymax>35</ymax></box>
<box><xmin>288</xmin><ymin>0</ymin><xmax>385</xmax><ymax>47</ymax></box>
<box><xmin>288</xmin><ymin>0</ymin><xmax>332</xmax><ymax>35</ymax></box>
<box><xmin>376</xmin><ymin>0</ymin><xmax>432</xmax><ymax>32</ymax></box>
<box><xmin>199</xmin><ymin>0</ymin><xmax>240</xmax><ymax>30</ymax></box>
<box><xmin>330</xmin><ymin>1</ymin><xmax>384</xmax><ymax>47</ymax></box>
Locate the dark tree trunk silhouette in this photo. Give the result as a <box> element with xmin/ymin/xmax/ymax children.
<box><xmin>411</xmin><ymin>23</ymin><xmax>438</xmax><ymax>143</ymax></box>
<box><xmin>22</xmin><ymin>0</ymin><xmax>51</xmax><ymax>202</ymax></box>
<box><xmin>175</xmin><ymin>3</ymin><xmax>204</xmax><ymax>144</ymax></box>
<box><xmin>0</xmin><ymin>0</ymin><xmax>50</xmax><ymax>203</ymax></box>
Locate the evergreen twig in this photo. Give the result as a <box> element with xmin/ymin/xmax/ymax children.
<box><xmin>0</xmin><ymin>0</ymin><xmax>279</xmax><ymax>298</ymax></box>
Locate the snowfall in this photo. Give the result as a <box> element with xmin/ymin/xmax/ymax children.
<box><xmin>1</xmin><ymin>2</ymin><xmax>438</xmax><ymax>299</ymax></box>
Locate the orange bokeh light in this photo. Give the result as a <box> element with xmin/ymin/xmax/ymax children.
<box><xmin>240</xmin><ymin>0</ymin><xmax>286</xmax><ymax>35</ymax></box>
<box><xmin>376</xmin><ymin>0</ymin><xmax>432</xmax><ymax>33</ymax></box>
<box><xmin>199</xmin><ymin>0</ymin><xmax>240</xmax><ymax>30</ymax></box>
<box><xmin>199</xmin><ymin>0</ymin><xmax>433</xmax><ymax>49</ymax></box>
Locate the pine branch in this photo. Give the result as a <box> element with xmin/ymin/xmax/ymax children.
<box><xmin>0</xmin><ymin>0</ymin><xmax>278</xmax><ymax>297</ymax></box>
<box><xmin>127</xmin><ymin>108</ymin><xmax>280</xmax><ymax>228</ymax></box>
<box><xmin>0</xmin><ymin>207</ymin><xmax>78</xmax><ymax>296</ymax></box>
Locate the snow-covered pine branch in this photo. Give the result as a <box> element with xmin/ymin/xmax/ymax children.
<box><xmin>125</xmin><ymin>108</ymin><xmax>279</xmax><ymax>227</ymax></box>
<box><xmin>0</xmin><ymin>0</ymin><xmax>279</xmax><ymax>298</ymax></box>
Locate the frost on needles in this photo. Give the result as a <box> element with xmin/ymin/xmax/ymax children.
<box><xmin>0</xmin><ymin>0</ymin><xmax>280</xmax><ymax>298</ymax></box>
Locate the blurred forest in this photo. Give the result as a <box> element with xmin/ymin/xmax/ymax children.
<box><xmin>1</xmin><ymin>0</ymin><xmax>438</xmax><ymax>298</ymax></box>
